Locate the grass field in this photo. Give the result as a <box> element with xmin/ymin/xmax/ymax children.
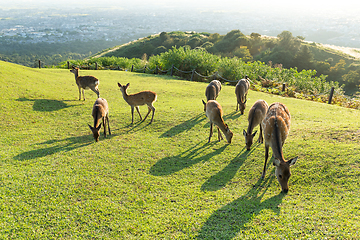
<box><xmin>1</xmin><ymin>61</ymin><xmax>359</xmax><ymax>239</ymax></box>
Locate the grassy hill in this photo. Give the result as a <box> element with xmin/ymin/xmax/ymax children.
<box><xmin>1</xmin><ymin>61</ymin><xmax>359</xmax><ymax>239</ymax></box>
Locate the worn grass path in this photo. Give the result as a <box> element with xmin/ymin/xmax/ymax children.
<box><xmin>0</xmin><ymin>61</ymin><xmax>359</xmax><ymax>239</ymax></box>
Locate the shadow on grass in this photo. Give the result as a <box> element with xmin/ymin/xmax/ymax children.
<box><xmin>160</xmin><ymin>113</ymin><xmax>205</xmax><ymax>138</ymax></box>
<box><xmin>197</xmin><ymin>172</ymin><xmax>285</xmax><ymax>240</ymax></box>
<box><xmin>223</xmin><ymin>110</ymin><xmax>244</xmax><ymax>121</ymax></box>
<box><xmin>16</xmin><ymin>98</ymin><xmax>79</xmax><ymax>112</ymax></box>
<box><xmin>149</xmin><ymin>141</ymin><xmax>229</xmax><ymax>176</ymax></box>
<box><xmin>201</xmin><ymin>146</ymin><xmax>257</xmax><ymax>191</ymax></box>
<box><xmin>13</xmin><ymin>135</ymin><xmax>92</xmax><ymax>161</ymax></box>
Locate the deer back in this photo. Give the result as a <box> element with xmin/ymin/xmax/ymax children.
<box><xmin>204</xmin><ymin>100</ymin><xmax>233</xmax><ymax>143</ymax></box>
<box><xmin>205</xmin><ymin>80</ymin><xmax>222</xmax><ymax>101</ymax></box>
<box><xmin>118</xmin><ymin>82</ymin><xmax>157</xmax><ymax>106</ymax></box>
<box><xmin>262</xmin><ymin>102</ymin><xmax>290</xmax><ymax>159</ymax></box>
<box><xmin>70</xmin><ymin>67</ymin><xmax>99</xmax><ymax>89</ymax></box>
<box><xmin>262</xmin><ymin>102</ymin><xmax>297</xmax><ymax>193</ymax></box>
<box><xmin>235</xmin><ymin>79</ymin><xmax>250</xmax><ymax>103</ymax></box>
<box><xmin>77</xmin><ymin>76</ymin><xmax>99</xmax><ymax>90</ymax></box>
<box><xmin>244</xmin><ymin>99</ymin><xmax>268</xmax><ymax>149</ymax></box>
<box><xmin>92</xmin><ymin>98</ymin><xmax>109</xmax><ymax>127</ymax></box>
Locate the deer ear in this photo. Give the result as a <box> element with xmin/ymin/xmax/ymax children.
<box><xmin>202</xmin><ymin>100</ymin><xmax>206</xmax><ymax>106</ymax></box>
<box><xmin>287</xmin><ymin>156</ymin><xmax>298</xmax><ymax>166</ymax></box>
<box><xmin>126</xmin><ymin>83</ymin><xmax>130</xmax><ymax>88</ymax></box>
<box><xmin>88</xmin><ymin>124</ymin><xmax>93</xmax><ymax>130</ymax></box>
<box><xmin>96</xmin><ymin>123</ymin><xmax>102</xmax><ymax>130</ymax></box>
<box><xmin>252</xmin><ymin>130</ymin><xmax>257</xmax><ymax>137</ymax></box>
<box><xmin>117</xmin><ymin>82</ymin><xmax>121</xmax><ymax>87</ymax></box>
<box><xmin>273</xmin><ymin>158</ymin><xmax>281</xmax><ymax>167</ymax></box>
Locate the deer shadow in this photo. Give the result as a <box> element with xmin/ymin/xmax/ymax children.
<box><xmin>223</xmin><ymin>110</ymin><xmax>244</xmax><ymax>121</ymax></box>
<box><xmin>160</xmin><ymin>113</ymin><xmax>205</xmax><ymax>138</ymax></box>
<box><xmin>197</xmin><ymin>172</ymin><xmax>285</xmax><ymax>240</ymax></box>
<box><xmin>16</xmin><ymin>98</ymin><xmax>79</xmax><ymax>112</ymax></box>
<box><xmin>149</xmin><ymin>141</ymin><xmax>229</xmax><ymax>176</ymax></box>
<box><xmin>201</xmin><ymin>146</ymin><xmax>258</xmax><ymax>191</ymax></box>
<box><xmin>13</xmin><ymin>135</ymin><xmax>92</xmax><ymax>161</ymax></box>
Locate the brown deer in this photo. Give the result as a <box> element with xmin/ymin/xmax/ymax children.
<box><xmin>202</xmin><ymin>100</ymin><xmax>233</xmax><ymax>143</ymax></box>
<box><xmin>235</xmin><ymin>76</ymin><xmax>250</xmax><ymax>114</ymax></box>
<box><xmin>88</xmin><ymin>98</ymin><xmax>111</xmax><ymax>142</ymax></box>
<box><xmin>243</xmin><ymin>99</ymin><xmax>268</xmax><ymax>151</ymax></box>
<box><xmin>70</xmin><ymin>66</ymin><xmax>100</xmax><ymax>100</ymax></box>
<box><xmin>205</xmin><ymin>80</ymin><xmax>222</xmax><ymax>101</ymax></box>
<box><xmin>261</xmin><ymin>102</ymin><xmax>298</xmax><ymax>193</ymax></box>
<box><xmin>117</xmin><ymin>83</ymin><xmax>157</xmax><ymax>124</ymax></box>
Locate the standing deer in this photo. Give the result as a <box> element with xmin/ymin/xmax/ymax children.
<box><xmin>205</xmin><ymin>80</ymin><xmax>222</xmax><ymax>101</ymax></box>
<box><xmin>88</xmin><ymin>98</ymin><xmax>111</xmax><ymax>142</ymax></box>
<box><xmin>117</xmin><ymin>83</ymin><xmax>157</xmax><ymax>124</ymax></box>
<box><xmin>243</xmin><ymin>99</ymin><xmax>268</xmax><ymax>151</ymax></box>
<box><xmin>70</xmin><ymin>66</ymin><xmax>100</xmax><ymax>100</ymax></box>
<box><xmin>261</xmin><ymin>102</ymin><xmax>298</xmax><ymax>193</ymax></box>
<box><xmin>202</xmin><ymin>100</ymin><xmax>233</xmax><ymax>143</ymax></box>
<box><xmin>235</xmin><ymin>76</ymin><xmax>250</xmax><ymax>114</ymax></box>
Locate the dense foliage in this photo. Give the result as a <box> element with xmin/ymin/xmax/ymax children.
<box><xmin>60</xmin><ymin>46</ymin><xmax>360</xmax><ymax>109</ymax></box>
<box><xmin>100</xmin><ymin>30</ymin><xmax>360</xmax><ymax>94</ymax></box>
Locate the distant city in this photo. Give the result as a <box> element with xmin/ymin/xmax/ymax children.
<box><xmin>1</xmin><ymin>4</ymin><xmax>360</xmax><ymax>49</ymax></box>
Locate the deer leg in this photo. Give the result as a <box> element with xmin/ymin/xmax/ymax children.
<box><xmin>78</xmin><ymin>87</ymin><xmax>82</xmax><ymax>100</ymax></box>
<box><xmin>208</xmin><ymin>122</ymin><xmax>213</xmax><ymax>142</ymax></box>
<box><xmin>150</xmin><ymin>105</ymin><xmax>155</xmax><ymax>123</ymax></box>
<box><xmin>135</xmin><ymin>106</ymin><xmax>142</xmax><ymax>121</ymax></box>
<box><xmin>143</xmin><ymin>106</ymin><xmax>151</xmax><ymax>122</ymax></box>
<box><xmin>131</xmin><ymin>106</ymin><xmax>135</xmax><ymax>124</ymax></box>
<box><xmin>217</xmin><ymin>127</ymin><xmax>223</xmax><ymax>141</ymax></box>
<box><xmin>262</xmin><ymin>145</ymin><xmax>269</xmax><ymax>179</ymax></box>
<box><xmin>258</xmin><ymin>124</ymin><xmax>263</xmax><ymax>143</ymax></box>
<box><xmin>102</xmin><ymin>117</ymin><xmax>106</xmax><ymax>138</ymax></box>
<box><xmin>106</xmin><ymin>115</ymin><xmax>111</xmax><ymax>135</ymax></box>
<box><xmin>82</xmin><ymin>89</ymin><xmax>85</xmax><ymax>101</ymax></box>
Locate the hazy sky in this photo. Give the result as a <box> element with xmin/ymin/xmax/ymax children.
<box><xmin>3</xmin><ymin>0</ymin><xmax>360</xmax><ymax>13</ymax></box>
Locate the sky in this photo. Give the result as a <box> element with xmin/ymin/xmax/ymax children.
<box><xmin>3</xmin><ymin>0</ymin><xmax>360</xmax><ymax>13</ymax></box>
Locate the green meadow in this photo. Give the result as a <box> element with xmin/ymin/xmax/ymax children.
<box><xmin>0</xmin><ymin>61</ymin><xmax>359</xmax><ymax>239</ymax></box>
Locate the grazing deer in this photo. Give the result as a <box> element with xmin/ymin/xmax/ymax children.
<box><xmin>70</xmin><ymin>66</ymin><xmax>100</xmax><ymax>100</ymax></box>
<box><xmin>117</xmin><ymin>83</ymin><xmax>157</xmax><ymax>124</ymax></box>
<box><xmin>202</xmin><ymin>100</ymin><xmax>233</xmax><ymax>143</ymax></box>
<box><xmin>243</xmin><ymin>99</ymin><xmax>268</xmax><ymax>151</ymax></box>
<box><xmin>88</xmin><ymin>98</ymin><xmax>111</xmax><ymax>142</ymax></box>
<box><xmin>235</xmin><ymin>76</ymin><xmax>250</xmax><ymax>114</ymax></box>
<box><xmin>205</xmin><ymin>80</ymin><xmax>222</xmax><ymax>101</ymax></box>
<box><xmin>261</xmin><ymin>102</ymin><xmax>298</xmax><ymax>193</ymax></box>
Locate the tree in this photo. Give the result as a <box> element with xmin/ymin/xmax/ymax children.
<box><xmin>293</xmin><ymin>45</ymin><xmax>314</xmax><ymax>71</ymax></box>
<box><xmin>342</xmin><ymin>70</ymin><xmax>360</xmax><ymax>89</ymax></box>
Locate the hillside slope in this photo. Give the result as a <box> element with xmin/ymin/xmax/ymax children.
<box><xmin>1</xmin><ymin>61</ymin><xmax>359</xmax><ymax>239</ymax></box>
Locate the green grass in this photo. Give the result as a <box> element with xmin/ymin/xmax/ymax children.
<box><xmin>1</xmin><ymin>61</ymin><xmax>359</xmax><ymax>239</ymax></box>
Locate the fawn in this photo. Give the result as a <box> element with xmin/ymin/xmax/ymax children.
<box><xmin>117</xmin><ymin>83</ymin><xmax>157</xmax><ymax>124</ymax></box>
<box><xmin>88</xmin><ymin>98</ymin><xmax>111</xmax><ymax>142</ymax></box>
<box><xmin>235</xmin><ymin>76</ymin><xmax>250</xmax><ymax>114</ymax></box>
<box><xmin>70</xmin><ymin>66</ymin><xmax>100</xmax><ymax>100</ymax></box>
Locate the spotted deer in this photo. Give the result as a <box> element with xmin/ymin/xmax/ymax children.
<box><xmin>70</xmin><ymin>66</ymin><xmax>100</xmax><ymax>100</ymax></box>
<box><xmin>235</xmin><ymin>76</ymin><xmax>250</xmax><ymax>114</ymax></box>
<box><xmin>117</xmin><ymin>83</ymin><xmax>157</xmax><ymax>124</ymax></box>
<box><xmin>88</xmin><ymin>98</ymin><xmax>111</xmax><ymax>142</ymax></box>
<box><xmin>202</xmin><ymin>100</ymin><xmax>233</xmax><ymax>143</ymax></box>
<box><xmin>243</xmin><ymin>99</ymin><xmax>268</xmax><ymax>151</ymax></box>
<box><xmin>261</xmin><ymin>102</ymin><xmax>298</xmax><ymax>193</ymax></box>
<box><xmin>205</xmin><ymin>80</ymin><xmax>222</xmax><ymax>101</ymax></box>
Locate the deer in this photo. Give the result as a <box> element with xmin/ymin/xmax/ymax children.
<box><xmin>70</xmin><ymin>66</ymin><xmax>100</xmax><ymax>101</ymax></box>
<box><xmin>243</xmin><ymin>99</ymin><xmax>268</xmax><ymax>151</ymax></box>
<box><xmin>88</xmin><ymin>98</ymin><xmax>111</xmax><ymax>142</ymax></box>
<box><xmin>235</xmin><ymin>76</ymin><xmax>250</xmax><ymax>114</ymax></box>
<box><xmin>261</xmin><ymin>102</ymin><xmax>298</xmax><ymax>193</ymax></box>
<box><xmin>205</xmin><ymin>80</ymin><xmax>222</xmax><ymax>101</ymax></box>
<box><xmin>117</xmin><ymin>83</ymin><xmax>157</xmax><ymax>124</ymax></box>
<box><xmin>202</xmin><ymin>100</ymin><xmax>233</xmax><ymax>143</ymax></box>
